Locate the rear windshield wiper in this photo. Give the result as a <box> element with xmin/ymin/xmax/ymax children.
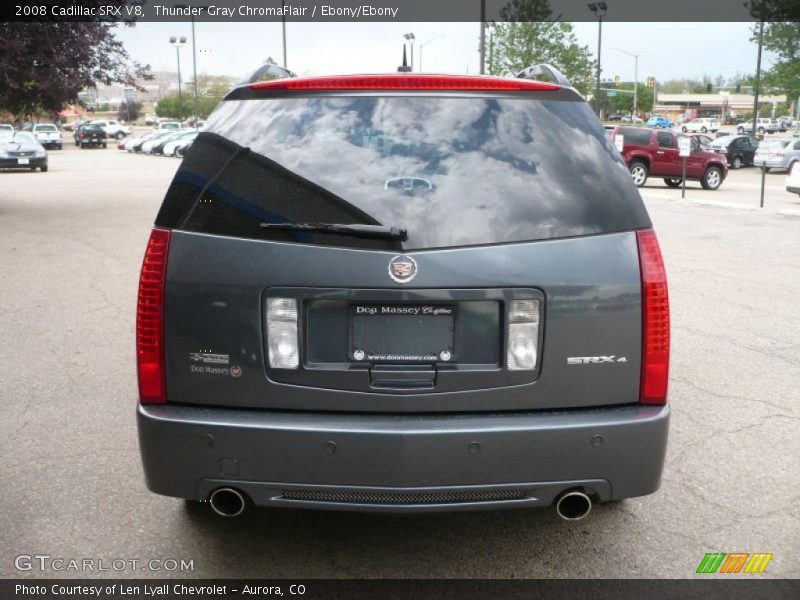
<box><xmin>261</xmin><ymin>222</ymin><xmax>408</xmax><ymax>241</ymax></box>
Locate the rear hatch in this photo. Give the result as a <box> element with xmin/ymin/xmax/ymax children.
<box><xmin>148</xmin><ymin>76</ymin><xmax>655</xmax><ymax>413</ymax></box>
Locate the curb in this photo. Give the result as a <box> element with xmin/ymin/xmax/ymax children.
<box><xmin>777</xmin><ymin>208</ymin><xmax>800</xmax><ymax>218</ymax></box>
<box><xmin>688</xmin><ymin>199</ymin><xmax>759</xmax><ymax>211</ymax></box>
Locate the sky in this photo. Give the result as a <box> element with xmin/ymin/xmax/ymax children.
<box><xmin>115</xmin><ymin>21</ymin><xmax>771</xmax><ymax>83</ymax></box>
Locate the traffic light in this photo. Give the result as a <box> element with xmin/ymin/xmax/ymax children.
<box><xmin>614</xmin><ymin>75</ymin><xmax>621</xmax><ymax>87</ymax></box>
<box><xmin>646</xmin><ymin>76</ymin><xmax>655</xmax><ymax>89</ymax></box>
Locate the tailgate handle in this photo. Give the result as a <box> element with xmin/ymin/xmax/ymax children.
<box><xmin>370</xmin><ymin>366</ymin><xmax>436</xmax><ymax>389</ymax></box>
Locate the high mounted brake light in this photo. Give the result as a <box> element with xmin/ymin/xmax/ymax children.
<box><xmin>248</xmin><ymin>74</ymin><xmax>560</xmax><ymax>92</ymax></box>
<box><xmin>637</xmin><ymin>228</ymin><xmax>670</xmax><ymax>405</ymax></box>
<box><xmin>137</xmin><ymin>228</ymin><xmax>170</xmax><ymax>404</ymax></box>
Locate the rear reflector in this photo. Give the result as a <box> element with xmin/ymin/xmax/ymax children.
<box><xmin>136</xmin><ymin>228</ymin><xmax>170</xmax><ymax>404</ymax></box>
<box><xmin>249</xmin><ymin>74</ymin><xmax>560</xmax><ymax>92</ymax></box>
<box><xmin>637</xmin><ymin>229</ymin><xmax>670</xmax><ymax>405</ymax></box>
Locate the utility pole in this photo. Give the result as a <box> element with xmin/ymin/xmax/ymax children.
<box><xmin>588</xmin><ymin>3</ymin><xmax>608</xmax><ymax>117</ymax></box>
<box><xmin>752</xmin><ymin>19</ymin><xmax>764</xmax><ymax>138</ymax></box>
<box><xmin>281</xmin><ymin>0</ymin><xmax>287</xmax><ymax>68</ymax></box>
<box><xmin>479</xmin><ymin>0</ymin><xmax>486</xmax><ymax>74</ymax></box>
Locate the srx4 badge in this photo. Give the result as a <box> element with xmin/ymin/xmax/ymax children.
<box><xmin>567</xmin><ymin>356</ymin><xmax>628</xmax><ymax>365</ymax></box>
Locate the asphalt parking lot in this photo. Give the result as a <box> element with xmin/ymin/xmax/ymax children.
<box><xmin>0</xmin><ymin>144</ymin><xmax>798</xmax><ymax>579</ymax></box>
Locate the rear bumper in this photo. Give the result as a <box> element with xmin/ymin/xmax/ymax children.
<box><xmin>0</xmin><ymin>157</ymin><xmax>46</xmax><ymax>169</ymax></box>
<box><xmin>138</xmin><ymin>403</ymin><xmax>669</xmax><ymax>512</ymax></box>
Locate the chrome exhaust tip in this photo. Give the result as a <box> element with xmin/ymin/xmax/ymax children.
<box><xmin>209</xmin><ymin>487</ymin><xmax>246</xmax><ymax>517</ymax></box>
<box><xmin>555</xmin><ymin>490</ymin><xmax>592</xmax><ymax>521</ymax></box>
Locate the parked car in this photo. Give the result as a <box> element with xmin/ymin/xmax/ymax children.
<box><xmin>646</xmin><ymin>115</ymin><xmax>673</xmax><ymax>129</ymax></box>
<box><xmin>144</xmin><ymin>131</ymin><xmax>191</xmax><ymax>155</ymax></box>
<box><xmin>754</xmin><ymin>138</ymin><xmax>800</xmax><ymax>172</ymax></box>
<box><xmin>621</xmin><ymin>115</ymin><xmax>644</xmax><ymax>124</ymax></box>
<box><xmin>0</xmin><ymin>123</ymin><xmax>14</xmax><ymax>134</ymax></box>
<box><xmin>737</xmin><ymin>118</ymin><xmax>778</xmax><ymax>135</ymax></box>
<box><xmin>162</xmin><ymin>131</ymin><xmax>199</xmax><ymax>157</ymax></box>
<box><xmin>27</xmin><ymin>123</ymin><xmax>63</xmax><ymax>149</ymax></box>
<box><xmin>155</xmin><ymin>121</ymin><xmax>182</xmax><ymax>131</ymax></box>
<box><xmin>144</xmin><ymin>115</ymin><xmax>158</xmax><ymax>126</ymax></box>
<box><xmin>0</xmin><ymin>130</ymin><xmax>48</xmax><ymax>172</ymax></box>
<box><xmin>76</xmin><ymin>123</ymin><xmax>108</xmax><ymax>148</ymax></box>
<box><xmin>124</xmin><ymin>132</ymin><xmax>156</xmax><ymax>152</ymax></box>
<box><xmin>137</xmin><ymin>69</ymin><xmax>671</xmax><ymax>519</ymax></box>
<box><xmin>88</xmin><ymin>119</ymin><xmax>131</xmax><ymax>139</ymax></box>
<box><xmin>786</xmin><ymin>162</ymin><xmax>800</xmax><ymax>197</ymax></box>
<box><xmin>706</xmin><ymin>135</ymin><xmax>759</xmax><ymax>169</ymax></box>
<box><xmin>689</xmin><ymin>133</ymin><xmax>714</xmax><ymax>148</ymax></box>
<box><xmin>140</xmin><ymin>131</ymin><xmax>179</xmax><ymax>154</ymax></box>
<box><xmin>612</xmin><ymin>126</ymin><xmax>728</xmax><ymax>189</ymax></box>
<box><xmin>681</xmin><ymin>118</ymin><xmax>720</xmax><ymax>134</ymax></box>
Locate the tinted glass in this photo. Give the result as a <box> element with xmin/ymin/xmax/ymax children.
<box><xmin>36</xmin><ymin>125</ymin><xmax>58</xmax><ymax>132</ymax></box>
<box><xmin>656</xmin><ymin>132</ymin><xmax>674</xmax><ymax>148</ymax></box>
<box><xmin>618</xmin><ymin>127</ymin><xmax>651</xmax><ymax>145</ymax></box>
<box><xmin>157</xmin><ymin>95</ymin><xmax>649</xmax><ymax>250</ymax></box>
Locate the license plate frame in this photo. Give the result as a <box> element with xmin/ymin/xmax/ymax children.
<box><xmin>349</xmin><ymin>304</ymin><xmax>456</xmax><ymax>363</ymax></box>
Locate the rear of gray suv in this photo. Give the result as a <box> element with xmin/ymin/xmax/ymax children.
<box><xmin>137</xmin><ymin>70</ymin><xmax>670</xmax><ymax>519</ymax></box>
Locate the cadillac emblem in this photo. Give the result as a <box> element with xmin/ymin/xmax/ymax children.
<box><xmin>388</xmin><ymin>255</ymin><xmax>417</xmax><ymax>283</ymax></box>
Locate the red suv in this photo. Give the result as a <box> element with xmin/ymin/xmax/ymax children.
<box><xmin>612</xmin><ymin>126</ymin><xmax>728</xmax><ymax>190</ymax></box>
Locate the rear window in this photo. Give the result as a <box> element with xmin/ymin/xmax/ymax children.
<box><xmin>617</xmin><ymin>127</ymin><xmax>652</xmax><ymax>146</ymax></box>
<box><xmin>156</xmin><ymin>94</ymin><xmax>650</xmax><ymax>250</ymax></box>
<box><xmin>35</xmin><ymin>125</ymin><xmax>58</xmax><ymax>132</ymax></box>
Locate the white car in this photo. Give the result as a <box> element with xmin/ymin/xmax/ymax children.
<box><xmin>140</xmin><ymin>131</ymin><xmax>178</xmax><ymax>154</ymax></box>
<box><xmin>155</xmin><ymin>121</ymin><xmax>182</xmax><ymax>131</ymax></box>
<box><xmin>90</xmin><ymin>119</ymin><xmax>131</xmax><ymax>140</ymax></box>
<box><xmin>162</xmin><ymin>131</ymin><xmax>199</xmax><ymax>157</ymax></box>
<box><xmin>737</xmin><ymin>118</ymin><xmax>778</xmax><ymax>135</ymax></box>
<box><xmin>0</xmin><ymin>124</ymin><xmax>14</xmax><ymax>134</ymax></box>
<box><xmin>786</xmin><ymin>162</ymin><xmax>800</xmax><ymax>197</ymax></box>
<box><xmin>28</xmin><ymin>123</ymin><xmax>63</xmax><ymax>149</ymax></box>
<box><xmin>681</xmin><ymin>118</ymin><xmax>720</xmax><ymax>134</ymax></box>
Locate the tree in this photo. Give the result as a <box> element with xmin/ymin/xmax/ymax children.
<box><xmin>194</xmin><ymin>74</ymin><xmax>236</xmax><ymax>101</ymax></box>
<box><xmin>156</xmin><ymin>93</ymin><xmax>219</xmax><ymax>120</ymax></box>
<box><xmin>485</xmin><ymin>1</ymin><xmax>596</xmax><ymax>95</ymax></box>
<box><xmin>757</xmin><ymin>22</ymin><xmax>800</xmax><ymax>108</ymax></box>
<box><xmin>117</xmin><ymin>100</ymin><xmax>142</xmax><ymax>123</ymax></box>
<box><xmin>603</xmin><ymin>82</ymin><xmax>654</xmax><ymax>115</ymax></box>
<box><xmin>0</xmin><ymin>14</ymin><xmax>151</xmax><ymax>117</ymax></box>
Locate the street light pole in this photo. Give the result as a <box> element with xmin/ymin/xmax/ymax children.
<box><xmin>403</xmin><ymin>33</ymin><xmax>416</xmax><ymax>72</ymax></box>
<box><xmin>419</xmin><ymin>35</ymin><xmax>444</xmax><ymax>72</ymax></box>
<box><xmin>611</xmin><ymin>47</ymin><xmax>638</xmax><ymax>120</ymax></box>
<box><xmin>174</xmin><ymin>5</ymin><xmax>204</xmax><ymax>130</ymax></box>
<box><xmin>190</xmin><ymin>16</ymin><xmax>198</xmax><ymax>128</ymax></box>
<box><xmin>588</xmin><ymin>3</ymin><xmax>608</xmax><ymax>117</ymax></box>
<box><xmin>169</xmin><ymin>36</ymin><xmax>186</xmax><ymax>120</ymax></box>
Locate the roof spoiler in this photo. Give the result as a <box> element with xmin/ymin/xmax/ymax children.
<box><xmin>239</xmin><ymin>63</ymin><xmax>298</xmax><ymax>86</ymax></box>
<box><xmin>516</xmin><ymin>64</ymin><xmax>572</xmax><ymax>88</ymax></box>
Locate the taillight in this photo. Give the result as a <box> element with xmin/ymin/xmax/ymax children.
<box><xmin>637</xmin><ymin>229</ymin><xmax>670</xmax><ymax>405</ymax></box>
<box><xmin>136</xmin><ymin>228</ymin><xmax>170</xmax><ymax>404</ymax></box>
<box><xmin>249</xmin><ymin>74</ymin><xmax>560</xmax><ymax>92</ymax></box>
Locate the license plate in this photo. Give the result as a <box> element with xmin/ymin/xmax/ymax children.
<box><xmin>17</xmin><ymin>158</ymin><xmax>29</xmax><ymax>165</ymax></box>
<box><xmin>350</xmin><ymin>304</ymin><xmax>455</xmax><ymax>363</ymax></box>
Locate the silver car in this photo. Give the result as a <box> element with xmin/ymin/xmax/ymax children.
<box><xmin>754</xmin><ymin>139</ymin><xmax>800</xmax><ymax>171</ymax></box>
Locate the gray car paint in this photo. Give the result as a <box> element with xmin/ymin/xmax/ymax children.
<box><xmin>138</xmin><ymin>403</ymin><xmax>669</xmax><ymax>510</ymax></box>
<box><xmin>163</xmin><ymin>229</ymin><xmax>643</xmax><ymax>413</ymax></box>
